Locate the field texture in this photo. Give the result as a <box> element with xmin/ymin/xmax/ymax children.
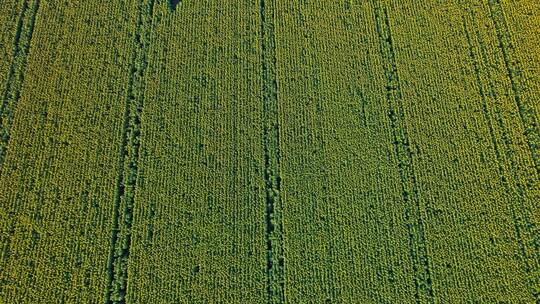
<box><xmin>1</xmin><ymin>0</ymin><xmax>539</xmax><ymax>303</ymax></box>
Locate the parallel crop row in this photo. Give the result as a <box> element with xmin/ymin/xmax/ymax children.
<box><xmin>487</xmin><ymin>0</ymin><xmax>540</xmax><ymax>178</ymax></box>
<box><xmin>105</xmin><ymin>1</ymin><xmax>156</xmax><ymax>303</ymax></box>
<box><xmin>0</xmin><ymin>0</ymin><xmax>39</xmax><ymax>174</ymax></box>
<box><xmin>260</xmin><ymin>0</ymin><xmax>285</xmax><ymax>302</ymax></box>
<box><xmin>463</xmin><ymin>6</ymin><xmax>540</xmax><ymax>302</ymax></box>
<box><xmin>371</xmin><ymin>3</ymin><xmax>434</xmax><ymax>303</ymax></box>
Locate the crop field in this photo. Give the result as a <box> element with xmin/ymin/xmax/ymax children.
<box><xmin>0</xmin><ymin>0</ymin><xmax>539</xmax><ymax>303</ymax></box>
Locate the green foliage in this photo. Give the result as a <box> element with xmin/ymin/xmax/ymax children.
<box><xmin>0</xmin><ymin>1</ymin><xmax>539</xmax><ymax>303</ymax></box>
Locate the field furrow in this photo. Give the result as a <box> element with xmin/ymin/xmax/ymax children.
<box><xmin>260</xmin><ymin>0</ymin><xmax>285</xmax><ymax>302</ymax></box>
<box><xmin>487</xmin><ymin>0</ymin><xmax>540</xmax><ymax>178</ymax></box>
<box><xmin>462</xmin><ymin>3</ymin><xmax>540</xmax><ymax>301</ymax></box>
<box><xmin>105</xmin><ymin>1</ymin><xmax>156</xmax><ymax>303</ymax></box>
<box><xmin>0</xmin><ymin>0</ymin><xmax>39</xmax><ymax>172</ymax></box>
<box><xmin>386</xmin><ymin>1</ymin><xmax>535</xmax><ymax>302</ymax></box>
<box><xmin>125</xmin><ymin>2</ymin><xmax>268</xmax><ymax>302</ymax></box>
<box><xmin>274</xmin><ymin>2</ymin><xmax>417</xmax><ymax>302</ymax></box>
<box><xmin>371</xmin><ymin>3</ymin><xmax>434</xmax><ymax>303</ymax></box>
<box><xmin>0</xmin><ymin>0</ymin><xmax>24</xmax><ymax>103</ymax></box>
<box><xmin>0</xmin><ymin>2</ymin><xmax>137</xmax><ymax>302</ymax></box>
<box><xmin>1</xmin><ymin>1</ymin><xmax>539</xmax><ymax>303</ymax></box>
<box><xmin>0</xmin><ymin>0</ymin><xmax>42</xmax><ymax>279</ymax></box>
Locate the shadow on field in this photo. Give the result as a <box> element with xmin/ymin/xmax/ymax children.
<box><xmin>169</xmin><ymin>0</ymin><xmax>180</xmax><ymax>11</ymax></box>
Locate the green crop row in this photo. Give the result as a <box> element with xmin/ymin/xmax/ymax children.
<box><xmin>0</xmin><ymin>1</ymin><xmax>539</xmax><ymax>303</ymax></box>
